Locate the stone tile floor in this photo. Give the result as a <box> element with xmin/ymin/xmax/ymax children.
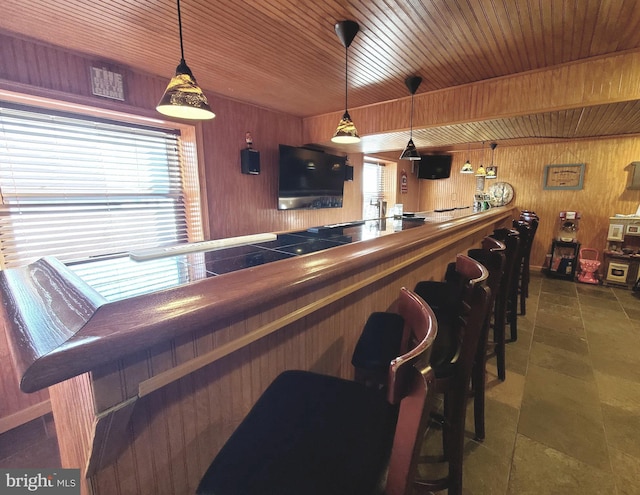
<box><xmin>419</xmin><ymin>273</ymin><xmax>640</xmax><ymax>494</ymax></box>
<box><xmin>0</xmin><ymin>412</ymin><xmax>60</xmax><ymax>469</ymax></box>
<box><xmin>1</xmin><ymin>273</ymin><xmax>639</xmax><ymax>495</ymax></box>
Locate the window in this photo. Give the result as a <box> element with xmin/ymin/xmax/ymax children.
<box><xmin>0</xmin><ymin>102</ymin><xmax>204</xmax><ymax>269</ymax></box>
<box><xmin>362</xmin><ymin>159</ymin><xmax>396</xmax><ymax>219</ymax></box>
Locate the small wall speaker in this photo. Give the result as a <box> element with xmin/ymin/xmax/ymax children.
<box><xmin>345</xmin><ymin>164</ymin><xmax>354</xmax><ymax>181</ymax></box>
<box><xmin>241</xmin><ymin>149</ymin><xmax>260</xmax><ymax>175</ymax></box>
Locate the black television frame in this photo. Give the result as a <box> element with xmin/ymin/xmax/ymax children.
<box><xmin>417</xmin><ymin>154</ymin><xmax>453</xmax><ymax>180</ymax></box>
<box><xmin>277</xmin><ymin>145</ymin><xmax>347</xmax><ymax>210</ymax></box>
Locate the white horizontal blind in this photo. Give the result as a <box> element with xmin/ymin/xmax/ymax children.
<box><xmin>0</xmin><ymin>103</ymin><xmax>193</xmax><ymax>268</ymax></box>
<box><xmin>362</xmin><ymin>160</ymin><xmax>388</xmax><ymax>219</ymax></box>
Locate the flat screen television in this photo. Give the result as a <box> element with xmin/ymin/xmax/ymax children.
<box><xmin>417</xmin><ymin>154</ymin><xmax>452</xmax><ymax>179</ymax></box>
<box><xmin>278</xmin><ymin>145</ymin><xmax>347</xmax><ymax>210</ymax></box>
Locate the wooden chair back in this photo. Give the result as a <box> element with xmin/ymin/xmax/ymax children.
<box><xmin>385</xmin><ymin>287</ymin><xmax>438</xmax><ymax>495</ymax></box>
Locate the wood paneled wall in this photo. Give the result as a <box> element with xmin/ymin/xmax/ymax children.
<box><xmin>419</xmin><ymin>138</ymin><xmax>640</xmax><ymax>269</ymax></box>
<box><xmin>0</xmin><ymin>33</ymin><xmax>364</xmax><ymax>428</ymax></box>
<box><xmin>1</xmin><ymin>27</ymin><xmax>638</xmax><ymax>439</ymax></box>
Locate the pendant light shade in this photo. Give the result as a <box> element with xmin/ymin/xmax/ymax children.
<box><xmin>157</xmin><ymin>0</ymin><xmax>215</xmax><ymax>120</ymax></box>
<box><xmin>486</xmin><ymin>142</ymin><xmax>498</xmax><ymax>178</ymax></box>
<box><xmin>332</xmin><ymin>111</ymin><xmax>359</xmax><ymax>143</ymax></box>
<box><xmin>400</xmin><ymin>138</ymin><xmax>420</xmax><ymax>160</ymax></box>
<box><xmin>461</xmin><ymin>160</ymin><xmax>474</xmax><ymax>173</ymax></box>
<box><xmin>460</xmin><ymin>142</ymin><xmax>474</xmax><ymax>173</ymax></box>
<box><xmin>400</xmin><ymin>75</ymin><xmax>422</xmax><ymax>161</ymax></box>
<box><xmin>332</xmin><ymin>21</ymin><xmax>360</xmax><ymax>144</ymax></box>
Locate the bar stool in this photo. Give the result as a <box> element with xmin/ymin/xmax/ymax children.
<box><xmin>467</xmin><ymin>237</ymin><xmax>505</xmax><ymax>441</ymax></box>
<box><xmin>351</xmin><ymin>256</ymin><xmax>490</xmax><ymax>494</ymax></box>
<box><xmin>412</xmin><ymin>254</ymin><xmax>491</xmax><ymax>495</ymax></box>
<box><xmin>490</xmin><ymin>228</ymin><xmax>520</xmax><ymax>375</ymax></box>
<box><xmin>196</xmin><ymin>287</ymin><xmax>438</xmax><ymax>495</ymax></box>
<box><xmin>512</xmin><ymin>219</ymin><xmax>533</xmax><ymax>319</ymax></box>
<box><xmin>516</xmin><ymin>211</ymin><xmax>539</xmax><ymax>315</ymax></box>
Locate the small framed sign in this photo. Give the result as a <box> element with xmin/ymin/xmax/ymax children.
<box><xmin>90</xmin><ymin>66</ymin><xmax>125</xmax><ymax>101</ymax></box>
<box><xmin>543</xmin><ymin>163</ymin><xmax>585</xmax><ymax>190</ymax></box>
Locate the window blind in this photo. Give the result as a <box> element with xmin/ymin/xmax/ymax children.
<box><xmin>0</xmin><ymin>103</ymin><xmax>196</xmax><ymax>269</ymax></box>
<box><xmin>362</xmin><ymin>160</ymin><xmax>388</xmax><ymax>219</ymax></box>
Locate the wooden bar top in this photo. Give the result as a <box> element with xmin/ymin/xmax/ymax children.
<box><xmin>1</xmin><ymin>207</ymin><xmax>515</xmax><ymax>393</ymax></box>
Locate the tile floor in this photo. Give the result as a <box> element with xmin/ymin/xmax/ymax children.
<box><xmin>1</xmin><ymin>273</ymin><xmax>639</xmax><ymax>495</ymax></box>
<box><xmin>420</xmin><ymin>273</ymin><xmax>640</xmax><ymax>494</ymax></box>
<box><xmin>0</xmin><ymin>412</ymin><xmax>60</xmax><ymax>469</ymax></box>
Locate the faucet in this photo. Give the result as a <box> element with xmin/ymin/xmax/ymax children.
<box><xmin>370</xmin><ymin>199</ymin><xmax>387</xmax><ymax>218</ymax></box>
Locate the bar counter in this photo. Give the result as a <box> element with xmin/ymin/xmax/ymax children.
<box><xmin>1</xmin><ymin>206</ymin><xmax>515</xmax><ymax>495</ymax></box>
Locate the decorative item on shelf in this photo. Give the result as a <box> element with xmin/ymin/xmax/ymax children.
<box><xmin>460</xmin><ymin>142</ymin><xmax>474</xmax><ymax>174</ymax></box>
<box><xmin>156</xmin><ymin>0</ymin><xmax>215</xmax><ymax>120</ymax></box>
<box><xmin>399</xmin><ymin>76</ymin><xmax>422</xmax><ymax>161</ymax></box>
<box><xmin>486</xmin><ymin>142</ymin><xmax>498</xmax><ymax>179</ymax></box>
<box><xmin>331</xmin><ymin>20</ymin><xmax>360</xmax><ymax>144</ymax></box>
<box><xmin>473</xmin><ymin>192</ymin><xmax>491</xmax><ymax>212</ymax></box>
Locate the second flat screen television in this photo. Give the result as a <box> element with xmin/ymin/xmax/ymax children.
<box><xmin>278</xmin><ymin>145</ymin><xmax>346</xmax><ymax>210</ymax></box>
<box><xmin>417</xmin><ymin>154</ymin><xmax>452</xmax><ymax>179</ymax></box>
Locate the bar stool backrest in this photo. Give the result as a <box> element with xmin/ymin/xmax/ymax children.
<box><xmin>385</xmin><ymin>287</ymin><xmax>438</xmax><ymax>495</ymax></box>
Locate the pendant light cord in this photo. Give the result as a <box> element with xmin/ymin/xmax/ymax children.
<box><xmin>344</xmin><ymin>46</ymin><xmax>349</xmax><ymax>112</ymax></box>
<box><xmin>177</xmin><ymin>0</ymin><xmax>185</xmax><ymax>61</ymax></box>
<box><xmin>409</xmin><ymin>93</ymin><xmax>414</xmax><ymax>139</ymax></box>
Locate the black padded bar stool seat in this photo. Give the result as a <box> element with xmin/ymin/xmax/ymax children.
<box><xmin>197</xmin><ymin>370</ymin><xmax>397</xmax><ymax>495</ymax></box>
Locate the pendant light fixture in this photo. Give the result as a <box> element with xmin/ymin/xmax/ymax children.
<box><xmin>331</xmin><ymin>21</ymin><xmax>360</xmax><ymax>144</ymax></box>
<box><xmin>460</xmin><ymin>142</ymin><xmax>474</xmax><ymax>173</ymax></box>
<box><xmin>486</xmin><ymin>142</ymin><xmax>498</xmax><ymax>178</ymax></box>
<box><xmin>399</xmin><ymin>76</ymin><xmax>422</xmax><ymax>160</ymax></box>
<box><xmin>475</xmin><ymin>141</ymin><xmax>487</xmax><ymax>177</ymax></box>
<box><xmin>157</xmin><ymin>0</ymin><xmax>215</xmax><ymax>120</ymax></box>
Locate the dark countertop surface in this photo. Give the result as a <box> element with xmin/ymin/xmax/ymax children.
<box><xmin>65</xmin><ymin>215</ymin><xmax>438</xmax><ymax>302</ymax></box>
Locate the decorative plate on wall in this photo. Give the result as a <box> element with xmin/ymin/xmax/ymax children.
<box><xmin>487</xmin><ymin>182</ymin><xmax>514</xmax><ymax>207</ymax></box>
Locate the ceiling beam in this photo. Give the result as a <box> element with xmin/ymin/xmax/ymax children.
<box><xmin>303</xmin><ymin>49</ymin><xmax>640</xmax><ymax>149</ymax></box>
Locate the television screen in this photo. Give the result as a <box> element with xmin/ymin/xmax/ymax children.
<box><xmin>417</xmin><ymin>154</ymin><xmax>452</xmax><ymax>179</ymax></box>
<box><xmin>278</xmin><ymin>145</ymin><xmax>346</xmax><ymax>210</ymax></box>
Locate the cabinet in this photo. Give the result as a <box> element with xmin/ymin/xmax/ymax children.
<box><xmin>546</xmin><ymin>240</ymin><xmax>580</xmax><ymax>280</ymax></box>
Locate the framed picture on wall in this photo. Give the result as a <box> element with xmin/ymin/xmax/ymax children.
<box><xmin>543</xmin><ymin>163</ymin><xmax>585</xmax><ymax>190</ymax></box>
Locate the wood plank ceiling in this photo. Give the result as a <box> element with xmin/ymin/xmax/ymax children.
<box><xmin>2</xmin><ymin>0</ymin><xmax>640</xmax><ymax>153</ymax></box>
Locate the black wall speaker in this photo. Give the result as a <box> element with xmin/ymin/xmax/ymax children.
<box><xmin>345</xmin><ymin>164</ymin><xmax>354</xmax><ymax>181</ymax></box>
<box><xmin>241</xmin><ymin>149</ymin><xmax>260</xmax><ymax>175</ymax></box>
